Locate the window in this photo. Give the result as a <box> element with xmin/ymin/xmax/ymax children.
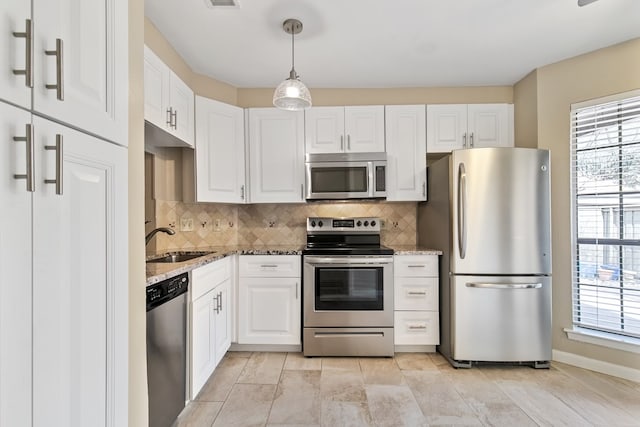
<box><xmin>571</xmin><ymin>91</ymin><xmax>640</xmax><ymax>340</ymax></box>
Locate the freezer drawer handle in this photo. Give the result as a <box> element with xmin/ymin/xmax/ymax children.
<box><xmin>466</xmin><ymin>282</ymin><xmax>542</xmax><ymax>289</ymax></box>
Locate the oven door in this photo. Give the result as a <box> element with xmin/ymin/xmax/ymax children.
<box><xmin>303</xmin><ymin>255</ymin><xmax>394</xmax><ymax>327</ymax></box>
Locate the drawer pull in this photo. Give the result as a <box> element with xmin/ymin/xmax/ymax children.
<box><xmin>408</xmin><ymin>324</ymin><xmax>427</xmax><ymax>330</ymax></box>
<box><xmin>407</xmin><ymin>291</ymin><xmax>427</xmax><ymax>296</ymax></box>
<box><xmin>407</xmin><ymin>265</ymin><xmax>426</xmax><ymax>268</ymax></box>
<box><xmin>260</xmin><ymin>264</ymin><xmax>278</xmax><ymax>268</ymax></box>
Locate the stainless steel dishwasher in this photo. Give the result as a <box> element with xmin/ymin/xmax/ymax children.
<box><xmin>146</xmin><ymin>272</ymin><xmax>189</xmax><ymax>427</ymax></box>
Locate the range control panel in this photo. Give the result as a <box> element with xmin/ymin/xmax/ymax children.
<box><xmin>307</xmin><ymin>217</ymin><xmax>381</xmax><ymax>233</ymax></box>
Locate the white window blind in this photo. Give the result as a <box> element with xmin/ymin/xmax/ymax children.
<box><xmin>571</xmin><ymin>91</ymin><xmax>640</xmax><ymax>339</ymax></box>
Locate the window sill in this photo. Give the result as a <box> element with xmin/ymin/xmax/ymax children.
<box><xmin>564</xmin><ymin>327</ymin><xmax>640</xmax><ymax>354</ymax></box>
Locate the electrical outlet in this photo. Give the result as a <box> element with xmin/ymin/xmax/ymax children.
<box><xmin>213</xmin><ymin>218</ymin><xmax>222</xmax><ymax>232</ymax></box>
<box><xmin>180</xmin><ymin>217</ymin><xmax>194</xmax><ymax>231</ymax></box>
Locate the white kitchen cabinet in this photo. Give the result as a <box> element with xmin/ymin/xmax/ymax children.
<box><xmin>193</xmin><ymin>96</ymin><xmax>247</xmax><ymax>203</ymax></box>
<box><xmin>144</xmin><ymin>45</ymin><xmax>194</xmax><ymax>147</ymax></box>
<box><xmin>394</xmin><ymin>255</ymin><xmax>440</xmax><ymax>347</ymax></box>
<box><xmin>426</xmin><ymin>104</ymin><xmax>513</xmax><ymax>153</ymax></box>
<box><xmin>190</xmin><ymin>257</ymin><xmax>232</xmax><ymax>398</ymax></box>
<box><xmin>247</xmin><ymin>108</ymin><xmax>305</xmax><ymax>203</ymax></box>
<box><xmin>26</xmin><ymin>114</ymin><xmax>126</xmax><ymax>427</ymax></box>
<box><xmin>385</xmin><ymin>105</ymin><xmax>427</xmax><ymax>201</ymax></box>
<box><xmin>1</xmin><ymin>0</ymin><xmax>128</xmax><ymax>145</ymax></box>
<box><xmin>238</xmin><ymin>255</ymin><xmax>301</xmax><ymax>345</ymax></box>
<box><xmin>305</xmin><ymin>106</ymin><xmax>385</xmax><ymax>153</ymax></box>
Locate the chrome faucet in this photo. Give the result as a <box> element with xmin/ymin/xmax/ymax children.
<box><xmin>145</xmin><ymin>227</ymin><xmax>176</xmax><ymax>245</ymax></box>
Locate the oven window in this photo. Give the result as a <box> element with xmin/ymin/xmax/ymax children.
<box><xmin>314</xmin><ymin>267</ymin><xmax>384</xmax><ymax>310</ymax></box>
<box><xmin>311</xmin><ymin>167</ymin><xmax>368</xmax><ymax>193</ymax></box>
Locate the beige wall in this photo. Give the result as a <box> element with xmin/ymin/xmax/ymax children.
<box><xmin>129</xmin><ymin>1</ymin><xmax>147</xmax><ymax>426</ymax></box>
<box><xmin>532</xmin><ymin>38</ymin><xmax>640</xmax><ymax>370</ymax></box>
<box><xmin>513</xmin><ymin>69</ymin><xmax>538</xmax><ymax>148</ymax></box>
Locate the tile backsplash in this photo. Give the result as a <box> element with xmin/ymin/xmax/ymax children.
<box><xmin>152</xmin><ymin>201</ymin><xmax>417</xmax><ymax>252</ymax></box>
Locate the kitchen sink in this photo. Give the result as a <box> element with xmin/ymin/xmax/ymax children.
<box><xmin>146</xmin><ymin>251</ymin><xmax>215</xmax><ymax>264</ymax></box>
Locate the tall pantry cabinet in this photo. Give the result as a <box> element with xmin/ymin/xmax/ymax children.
<box><xmin>0</xmin><ymin>1</ymin><xmax>128</xmax><ymax>426</ymax></box>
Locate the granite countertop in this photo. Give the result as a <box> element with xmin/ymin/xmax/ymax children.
<box><xmin>386</xmin><ymin>245</ymin><xmax>443</xmax><ymax>255</ymax></box>
<box><xmin>146</xmin><ymin>244</ymin><xmax>442</xmax><ymax>286</ymax></box>
<box><xmin>145</xmin><ymin>245</ymin><xmax>304</xmax><ymax>286</ymax></box>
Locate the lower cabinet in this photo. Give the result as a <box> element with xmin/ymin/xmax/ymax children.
<box><xmin>238</xmin><ymin>255</ymin><xmax>301</xmax><ymax>345</ymax></box>
<box><xmin>394</xmin><ymin>255</ymin><xmax>440</xmax><ymax>346</ymax></box>
<box><xmin>190</xmin><ymin>257</ymin><xmax>232</xmax><ymax>398</ymax></box>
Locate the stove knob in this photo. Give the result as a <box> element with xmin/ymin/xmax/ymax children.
<box><xmin>310</xmin><ymin>220</ymin><xmax>316</xmax><ymax>227</ymax></box>
<box><xmin>364</xmin><ymin>220</ymin><xmax>369</xmax><ymax>226</ymax></box>
<box><xmin>371</xmin><ymin>220</ymin><xmax>376</xmax><ymax>227</ymax></box>
<box><xmin>318</xmin><ymin>221</ymin><xmax>323</xmax><ymax>227</ymax></box>
<box><xmin>356</xmin><ymin>220</ymin><xmax>362</xmax><ymax>227</ymax></box>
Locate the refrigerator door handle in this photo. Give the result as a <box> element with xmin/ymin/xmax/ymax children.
<box><xmin>466</xmin><ymin>282</ymin><xmax>543</xmax><ymax>289</ymax></box>
<box><xmin>458</xmin><ymin>162</ymin><xmax>467</xmax><ymax>259</ymax></box>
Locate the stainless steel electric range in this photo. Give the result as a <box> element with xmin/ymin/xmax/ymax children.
<box><xmin>302</xmin><ymin>217</ymin><xmax>394</xmax><ymax>357</ymax></box>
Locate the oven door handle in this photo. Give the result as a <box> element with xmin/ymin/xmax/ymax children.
<box><xmin>304</xmin><ymin>256</ymin><xmax>393</xmax><ymax>265</ymax></box>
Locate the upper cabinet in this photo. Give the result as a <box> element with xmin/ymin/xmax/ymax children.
<box><xmin>247</xmin><ymin>108</ymin><xmax>305</xmax><ymax>203</ymax></box>
<box><xmin>305</xmin><ymin>106</ymin><xmax>385</xmax><ymax>153</ymax></box>
<box><xmin>144</xmin><ymin>45</ymin><xmax>194</xmax><ymax>147</ymax></box>
<box><xmin>1</xmin><ymin>0</ymin><xmax>128</xmax><ymax>145</ymax></box>
<box><xmin>385</xmin><ymin>105</ymin><xmax>427</xmax><ymax>201</ymax></box>
<box><xmin>426</xmin><ymin>104</ymin><xmax>513</xmax><ymax>153</ymax></box>
<box><xmin>192</xmin><ymin>96</ymin><xmax>246</xmax><ymax>203</ymax></box>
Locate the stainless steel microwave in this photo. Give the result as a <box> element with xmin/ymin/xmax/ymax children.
<box><xmin>305</xmin><ymin>152</ymin><xmax>387</xmax><ymax>200</ymax></box>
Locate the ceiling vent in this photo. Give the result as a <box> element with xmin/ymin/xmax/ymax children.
<box><xmin>205</xmin><ymin>0</ymin><xmax>240</xmax><ymax>8</ymax></box>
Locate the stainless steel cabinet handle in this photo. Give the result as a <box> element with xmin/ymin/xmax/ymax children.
<box><xmin>44</xmin><ymin>38</ymin><xmax>64</xmax><ymax>101</ymax></box>
<box><xmin>295</xmin><ymin>282</ymin><xmax>298</xmax><ymax>299</ymax></box>
<box><xmin>408</xmin><ymin>324</ymin><xmax>427</xmax><ymax>330</ymax></box>
<box><xmin>44</xmin><ymin>134</ymin><xmax>63</xmax><ymax>195</ymax></box>
<box><xmin>13</xmin><ymin>123</ymin><xmax>35</xmax><ymax>192</ymax></box>
<box><xmin>462</xmin><ymin>132</ymin><xmax>467</xmax><ymax>148</ymax></box>
<box><xmin>166</xmin><ymin>107</ymin><xmax>173</xmax><ymax>127</ymax></box>
<box><xmin>407</xmin><ymin>265</ymin><xmax>426</xmax><ymax>268</ymax></box>
<box><xmin>469</xmin><ymin>132</ymin><xmax>474</xmax><ymax>148</ymax></box>
<box><xmin>217</xmin><ymin>291</ymin><xmax>222</xmax><ymax>312</ymax></box>
<box><xmin>213</xmin><ymin>294</ymin><xmax>219</xmax><ymax>313</ymax></box>
<box><xmin>407</xmin><ymin>291</ymin><xmax>427</xmax><ymax>296</ymax></box>
<box><xmin>457</xmin><ymin>162</ymin><xmax>467</xmax><ymax>259</ymax></box>
<box><xmin>347</xmin><ymin>134</ymin><xmax>351</xmax><ymax>150</ymax></box>
<box><xmin>340</xmin><ymin>135</ymin><xmax>344</xmax><ymax>151</ymax></box>
<box><xmin>12</xmin><ymin>19</ymin><xmax>34</xmax><ymax>88</ymax></box>
<box><xmin>466</xmin><ymin>282</ymin><xmax>542</xmax><ymax>289</ymax></box>
<box><xmin>240</xmin><ymin>184</ymin><xmax>245</xmax><ymax>200</ymax></box>
<box><xmin>260</xmin><ymin>264</ymin><xmax>278</xmax><ymax>268</ymax></box>
<box><xmin>172</xmin><ymin>109</ymin><xmax>178</xmax><ymax>130</ymax></box>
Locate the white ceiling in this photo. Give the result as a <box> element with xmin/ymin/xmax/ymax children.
<box><xmin>144</xmin><ymin>0</ymin><xmax>640</xmax><ymax>89</ymax></box>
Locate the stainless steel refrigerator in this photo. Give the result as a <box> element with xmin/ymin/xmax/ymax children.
<box><xmin>418</xmin><ymin>147</ymin><xmax>552</xmax><ymax>368</ymax></box>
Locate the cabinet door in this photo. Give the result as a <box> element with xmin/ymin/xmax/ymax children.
<box><xmin>191</xmin><ymin>290</ymin><xmax>216</xmax><ymax>399</ymax></box>
<box><xmin>214</xmin><ymin>279</ymin><xmax>232</xmax><ymax>365</ymax></box>
<box><xmin>169</xmin><ymin>72</ymin><xmax>194</xmax><ymax>146</ymax></box>
<box><xmin>467</xmin><ymin>104</ymin><xmax>514</xmax><ymax>148</ymax></box>
<box><xmin>0</xmin><ymin>103</ymin><xmax>32</xmax><ymax>427</ymax></box>
<box><xmin>344</xmin><ymin>106</ymin><xmax>385</xmax><ymax>152</ymax></box>
<box><xmin>33</xmin><ymin>0</ymin><xmax>128</xmax><ymax>144</ymax></box>
<box><xmin>426</xmin><ymin>104</ymin><xmax>467</xmax><ymax>153</ymax></box>
<box><xmin>248</xmin><ymin>108</ymin><xmax>305</xmax><ymax>203</ymax></box>
<box><xmin>0</xmin><ymin>2</ymin><xmax>32</xmax><ymax>108</ymax></box>
<box><xmin>385</xmin><ymin>105</ymin><xmax>427</xmax><ymax>201</ymax></box>
<box><xmin>304</xmin><ymin>106</ymin><xmax>345</xmax><ymax>153</ymax></box>
<box><xmin>195</xmin><ymin>96</ymin><xmax>246</xmax><ymax>203</ymax></box>
<box><xmin>31</xmin><ymin>117</ymin><xmax>128</xmax><ymax>427</ymax></box>
<box><xmin>238</xmin><ymin>277</ymin><xmax>300</xmax><ymax>345</ymax></box>
<box><xmin>143</xmin><ymin>45</ymin><xmax>170</xmax><ymax>129</ymax></box>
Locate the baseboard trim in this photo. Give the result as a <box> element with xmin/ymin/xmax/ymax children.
<box><xmin>552</xmin><ymin>349</ymin><xmax>640</xmax><ymax>383</ymax></box>
<box><xmin>229</xmin><ymin>343</ymin><xmax>301</xmax><ymax>353</ymax></box>
<box><xmin>395</xmin><ymin>345</ymin><xmax>436</xmax><ymax>353</ymax></box>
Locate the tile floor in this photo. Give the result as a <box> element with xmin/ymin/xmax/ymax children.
<box><xmin>174</xmin><ymin>351</ymin><xmax>640</xmax><ymax>427</ymax></box>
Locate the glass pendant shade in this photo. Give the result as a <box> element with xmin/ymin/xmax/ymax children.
<box><xmin>273</xmin><ymin>71</ymin><xmax>312</xmax><ymax>110</ymax></box>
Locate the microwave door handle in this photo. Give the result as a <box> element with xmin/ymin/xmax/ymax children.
<box><xmin>368</xmin><ymin>161</ymin><xmax>375</xmax><ymax>197</ymax></box>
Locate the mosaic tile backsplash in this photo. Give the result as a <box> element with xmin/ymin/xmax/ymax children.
<box><xmin>152</xmin><ymin>201</ymin><xmax>418</xmax><ymax>252</ymax></box>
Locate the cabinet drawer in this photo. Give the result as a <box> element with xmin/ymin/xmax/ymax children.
<box><xmin>394</xmin><ymin>278</ymin><xmax>438</xmax><ymax>311</ymax></box>
<box><xmin>239</xmin><ymin>255</ymin><xmax>301</xmax><ymax>277</ymax></box>
<box><xmin>394</xmin><ymin>255</ymin><xmax>438</xmax><ymax>277</ymax></box>
<box><xmin>191</xmin><ymin>257</ymin><xmax>231</xmax><ymax>301</ymax></box>
<box><xmin>394</xmin><ymin>311</ymin><xmax>439</xmax><ymax>345</ymax></box>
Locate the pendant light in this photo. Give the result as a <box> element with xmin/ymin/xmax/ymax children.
<box><xmin>273</xmin><ymin>18</ymin><xmax>312</xmax><ymax>111</ymax></box>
